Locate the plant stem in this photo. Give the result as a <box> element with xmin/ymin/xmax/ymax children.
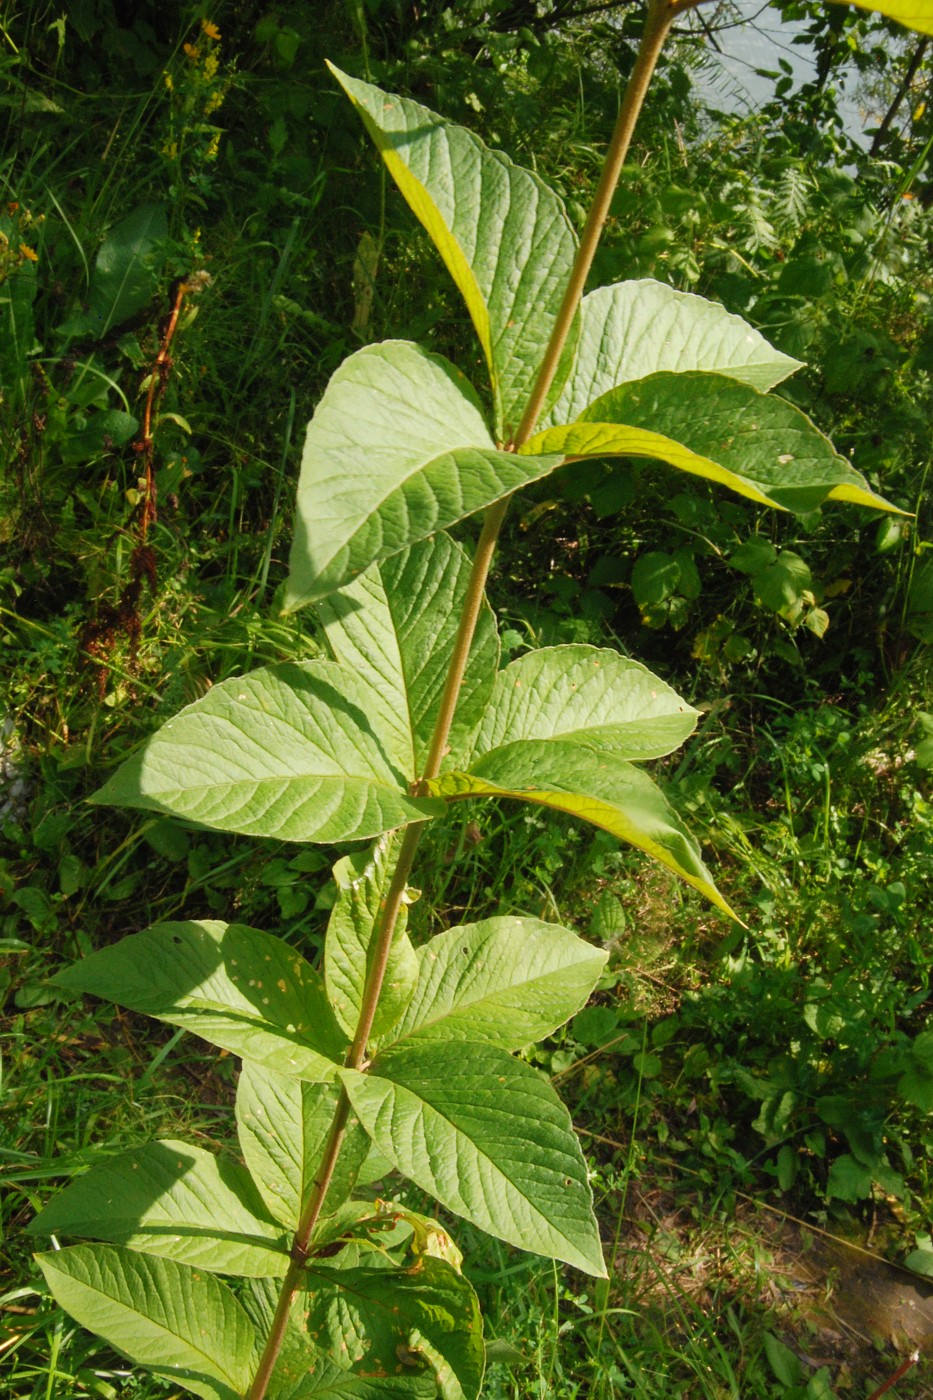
<box><xmin>511</xmin><ymin>0</ymin><xmax>700</xmax><ymax>451</ymax></box>
<box><xmin>247</xmin><ymin>7</ymin><xmax>690</xmax><ymax>1391</ymax></box>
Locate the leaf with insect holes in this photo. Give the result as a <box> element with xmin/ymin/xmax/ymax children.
<box><xmin>526</xmin><ymin>372</ymin><xmax>899</xmax><ymax>516</ymax></box>
<box><xmin>53</xmin><ymin>920</ymin><xmax>347</xmax><ymax>1082</ymax></box>
<box><xmin>28</xmin><ymin>1141</ymin><xmax>289</xmax><ymax>1276</ymax></box>
<box><xmin>329</xmin><ymin>65</ymin><xmax>578</xmax><ymax>440</ymax></box>
<box><xmin>36</xmin><ymin>1245</ymin><xmax>258</xmax><ymax>1400</ymax></box>
<box><xmin>304</xmin><ymin>1256</ymin><xmax>484</xmax><ymax>1400</ymax></box>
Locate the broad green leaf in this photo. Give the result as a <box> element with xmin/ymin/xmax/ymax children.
<box><xmin>341</xmin><ymin>1042</ymin><xmax>606</xmax><ymax>1276</ymax></box>
<box><xmin>28</xmin><ymin>1141</ymin><xmax>288</xmax><ymax>1276</ymax></box>
<box><xmin>544</xmin><ymin>280</ymin><xmax>802</xmax><ymax>427</ymax></box>
<box><xmin>236</xmin><ymin>1065</ymin><xmax>371</xmax><ymax>1229</ymax></box>
<box><xmin>305</xmin><ymin>1256</ymin><xmax>484</xmax><ymax>1400</ymax></box>
<box><xmin>285</xmin><ymin>342</ymin><xmax>564</xmax><ymax>609</ymax></box>
<box><xmin>330</xmin><ymin>65</ymin><xmax>578</xmax><ymax>440</ymax></box>
<box><xmin>319</xmin><ymin>533</ymin><xmax>500</xmax><ymax>777</ymax></box>
<box><xmin>455</xmin><ymin>645</ymin><xmax>697</xmax><ymax>769</ymax></box>
<box><xmin>59</xmin><ymin>407</ymin><xmax>139</xmax><ymax>463</ymax></box>
<box><xmin>526</xmin><ymin>372</ymin><xmax>899</xmax><ymax>516</ymax></box>
<box><xmin>387</xmin><ymin>916</ymin><xmax>607</xmax><ymax>1051</ymax></box>
<box><xmin>324</xmin><ymin>835</ymin><xmax>419</xmax><ymax>1042</ymax></box>
<box><xmin>831</xmin><ymin>0</ymin><xmax>933</xmax><ymax>33</ymax></box>
<box><xmin>91</xmin><ymin>660</ymin><xmax>442</xmax><ymax>842</ymax></box>
<box><xmin>53</xmin><ymin>920</ymin><xmax>346</xmax><ymax>1082</ymax></box>
<box><xmin>58</xmin><ymin>202</ymin><xmax>168</xmax><ymax>339</ymax></box>
<box><xmin>284</xmin><ymin>1362</ymin><xmax>437</xmax><ymax>1398</ymax></box>
<box><xmin>429</xmin><ymin>742</ymin><xmax>737</xmax><ymax>920</ymax></box>
<box><xmin>35</xmin><ymin>1245</ymin><xmax>257</xmax><ymax>1400</ymax></box>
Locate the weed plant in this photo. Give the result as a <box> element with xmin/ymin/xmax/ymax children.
<box><xmin>2</xmin><ymin>4</ymin><xmax>933</xmax><ymax>1399</ymax></box>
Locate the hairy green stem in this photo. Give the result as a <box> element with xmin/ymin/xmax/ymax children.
<box><xmin>246</xmin><ymin>8</ymin><xmax>688</xmax><ymax>1392</ymax></box>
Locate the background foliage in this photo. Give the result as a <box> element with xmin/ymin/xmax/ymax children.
<box><xmin>2</xmin><ymin>2</ymin><xmax>932</xmax><ymax>1396</ymax></box>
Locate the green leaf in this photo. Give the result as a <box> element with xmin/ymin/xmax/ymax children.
<box><xmin>324</xmin><ymin>835</ymin><xmax>419</xmax><ymax>1043</ymax></box>
<box><xmin>430</xmin><ymin>742</ymin><xmax>737</xmax><ymax>920</ymax></box>
<box><xmin>340</xmin><ymin>1042</ymin><xmax>606</xmax><ymax>1276</ymax></box>
<box><xmin>387</xmin><ymin>916</ymin><xmax>607</xmax><ymax>1051</ymax></box>
<box><xmin>305</xmin><ymin>1256</ymin><xmax>484</xmax><ymax>1400</ymax></box>
<box><xmin>91</xmin><ymin>661</ymin><xmax>442</xmax><ymax>842</ymax></box>
<box><xmin>825</xmin><ymin>1154</ymin><xmax>873</xmax><ymax>1202</ymax></box>
<box><xmin>59</xmin><ymin>408</ymin><xmax>139</xmax><ymax>462</ymax></box>
<box><xmin>831</xmin><ymin>0</ymin><xmax>933</xmax><ymax>34</ymax></box>
<box><xmin>525</xmin><ymin>372</ymin><xmax>899</xmax><ymax>516</ymax></box>
<box><xmin>456</xmin><ymin>645</ymin><xmax>697</xmax><ymax>768</ymax></box>
<box><xmin>35</xmin><ymin>1245</ymin><xmax>257</xmax><ymax>1400</ymax></box>
<box><xmin>59</xmin><ymin>203</ymin><xmax>167</xmax><ymax>339</ymax></box>
<box><xmin>284</xmin><ymin>1362</ymin><xmax>437</xmax><ymax>1398</ymax></box>
<box><xmin>285</xmin><ymin>342</ymin><xmax>564</xmax><ymax>609</ymax></box>
<box><xmin>544</xmin><ymin>280</ymin><xmax>801</xmax><ymax>426</ymax></box>
<box><xmin>329</xmin><ymin>65</ymin><xmax>578</xmax><ymax>440</ymax></box>
<box><xmin>236</xmin><ymin>1065</ymin><xmax>371</xmax><ymax>1229</ymax></box>
<box><xmin>28</xmin><ymin>1142</ymin><xmax>288</xmax><ymax>1276</ymax></box>
<box><xmin>53</xmin><ymin>920</ymin><xmax>346</xmax><ymax>1082</ymax></box>
<box><xmin>319</xmin><ymin>533</ymin><xmax>499</xmax><ymax>778</ymax></box>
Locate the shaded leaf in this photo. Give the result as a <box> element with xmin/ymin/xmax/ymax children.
<box><xmin>525</xmin><ymin>372</ymin><xmax>898</xmax><ymax>515</ymax></box>
<box><xmin>59</xmin><ymin>203</ymin><xmax>167</xmax><ymax>339</ymax></box>
<box><xmin>29</xmin><ymin>1141</ymin><xmax>288</xmax><ymax>1276</ymax></box>
<box><xmin>341</xmin><ymin>1042</ymin><xmax>606</xmax><ymax>1276</ymax></box>
<box><xmin>456</xmin><ymin>645</ymin><xmax>696</xmax><ymax>768</ymax></box>
<box><xmin>319</xmin><ymin>533</ymin><xmax>499</xmax><ymax>778</ymax></box>
<box><xmin>330</xmin><ymin>65</ymin><xmax>578</xmax><ymax>440</ymax></box>
<box><xmin>324</xmin><ymin>835</ymin><xmax>419</xmax><ymax>1043</ymax></box>
<box><xmin>91</xmin><ymin>661</ymin><xmax>442</xmax><ymax>843</ymax></box>
<box><xmin>387</xmin><ymin>916</ymin><xmax>607</xmax><ymax>1050</ymax></box>
<box><xmin>35</xmin><ymin>1245</ymin><xmax>257</xmax><ymax>1400</ymax></box>
<box><xmin>236</xmin><ymin>1066</ymin><xmax>371</xmax><ymax>1229</ymax></box>
<box><xmin>545</xmin><ymin>280</ymin><xmax>801</xmax><ymax>426</ymax></box>
<box><xmin>53</xmin><ymin>920</ymin><xmax>346</xmax><ymax>1082</ymax></box>
<box><xmin>430</xmin><ymin>742</ymin><xmax>736</xmax><ymax>919</ymax></box>
<box><xmin>305</xmin><ymin>1256</ymin><xmax>484</xmax><ymax>1400</ymax></box>
<box><xmin>285</xmin><ymin>342</ymin><xmax>564</xmax><ymax>610</ymax></box>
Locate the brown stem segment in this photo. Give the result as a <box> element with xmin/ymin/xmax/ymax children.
<box><xmin>245</xmin><ymin>5</ymin><xmax>696</xmax><ymax>1392</ymax></box>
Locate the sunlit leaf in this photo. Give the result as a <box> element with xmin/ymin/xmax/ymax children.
<box><xmin>324</xmin><ymin>835</ymin><xmax>419</xmax><ymax>1043</ymax></box>
<box><xmin>36</xmin><ymin>1245</ymin><xmax>257</xmax><ymax>1400</ymax></box>
<box><xmin>831</xmin><ymin>0</ymin><xmax>933</xmax><ymax>33</ymax></box>
<box><xmin>29</xmin><ymin>1142</ymin><xmax>288</xmax><ymax>1276</ymax></box>
<box><xmin>545</xmin><ymin>279</ymin><xmax>802</xmax><ymax>426</ymax></box>
<box><xmin>526</xmin><ymin>372</ymin><xmax>898</xmax><ymax>515</ymax></box>
<box><xmin>53</xmin><ymin>920</ymin><xmax>346</xmax><ymax>1082</ymax></box>
<box><xmin>285</xmin><ymin>342</ymin><xmax>564</xmax><ymax>609</ymax></box>
<box><xmin>236</xmin><ymin>1066</ymin><xmax>370</xmax><ymax>1229</ymax></box>
<box><xmin>91</xmin><ymin>661</ymin><xmax>442</xmax><ymax>842</ymax></box>
<box><xmin>387</xmin><ymin>916</ymin><xmax>607</xmax><ymax>1050</ymax></box>
<box><xmin>319</xmin><ymin>533</ymin><xmax>499</xmax><ymax>777</ymax></box>
<box><xmin>330</xmin><ymin>65</ymin><xmax>578</xmax><ymax>440</ymax></box>
<box><xmin>341</xmin><ymin>1042</ymin><xmax>606</xmax><ymax>1276</ymax></box>
<box><xmin>430</xmin><ymin>742</ymin><xmax>737</xmax><ymax>919</ymax></box>
<box><xmin>454</xmin><ymin>645</ymin><xmax>697</xmax><ymax>768</ymax></box>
